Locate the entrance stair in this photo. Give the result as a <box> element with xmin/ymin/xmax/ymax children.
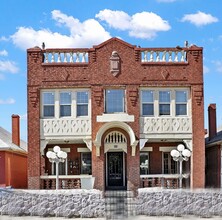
<box><xmin>105</xmin><ymin>190</ymin><xmax>136</xmax><ymax>219</ymax></box>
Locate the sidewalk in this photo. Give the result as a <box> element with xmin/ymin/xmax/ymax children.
<box><xmin>1</xmin><ymin>216</ymin><xmax>222</xmax><ymax>220</ymax></box>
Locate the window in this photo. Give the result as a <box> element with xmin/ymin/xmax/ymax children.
<box><xmin>159</xmin><ymin>91</ymin><xmax>171</xmax><ymax>115</ymax></box>
<box><xmin>163</xmin><ymin>152</ymin><xmax>178</xmax><ymax>174</ymax></box>
<box><xmin>60</xmin><ymin>92</ymin><xmax>71</xmax><ymax>117</ymax></box>
<box><xmin>43</xmin><ymin>92</ymin><xmax>55</xmax><ymax>117</ymax></box>
<box><xmin>81</xmin><ymin>152</ymin><xmax>92</xmax><ymax>174</ymax></box>
<box><xmin>140</xmin><ymin>152</ymin><xmax>149</xmax><ymax>175</ymax></box>
<box><xmin>141</xmin><ymin>90</ymin><xmax>154</xmax><ymax>116</ymax></box>
<box><xmin>77</xmin><ymin>91</ymin><xmax>89</xmax><ymax>116</ymax></box>
<box><xmin>176</xmin><ymin>91</ymin><xmax>187</xmax><ymax>116</ymax></box>
<box><xmin>52</xmin><ymin>160</ymin><xmax>67</xmax><ymax>175</ymax></box>
<box><xmin>105</xmin><ymin>89</ymin><xmax>125</xmax><ymax>113</ymax></box>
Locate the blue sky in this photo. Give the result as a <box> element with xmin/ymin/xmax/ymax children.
<box><xmin>0</xmin><ymin>0</ymin><xmax>222</xmax><ymax>142</ymax></box>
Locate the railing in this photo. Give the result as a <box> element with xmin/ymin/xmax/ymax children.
<box><xmin>140</xmin><ymin>49</ymin><xmax>187</xmax><ymax>63</ymax></box>
<box><xmin>140</xmin><ymin>174</ymin><xmax>179</xmax><ymax>189</ymax></box>
<box><xmin>40</xmin><ymin>175</ymin><xmax>94</xmax><ymax>190</ymax></box>
<box><xmin>140</xmin><ymin>117</ymin><xmax>192</xmax><ymax>134</ymax></box>
<box><xmin>40</xmin><ymin>118</ymin><xmax>91</xmax><ymax>138</ymax></box>
<box><xmin>43</xmin><ymin>49</ymin><xmax>89</xmax><ymax>63</ymax></box>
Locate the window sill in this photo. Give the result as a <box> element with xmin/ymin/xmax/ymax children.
<box><xmin>97</xmin><ymin>113</ymin><xmax>134</xmax><ymax>122</ymax></box>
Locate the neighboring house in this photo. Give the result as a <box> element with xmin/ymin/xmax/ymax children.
<box><xmin>205</xmin><ymin>104</ymin><xmax>222</xmax><ymax>188</ymax></box>
<box><xmin>27</xmin><ymin>37</ymin><xmax>205</xmax><ymax>191</ymax></box>
<box><xmin>0</xmin><ymin>115</ymin><xmax>27</xmax><ymax>188</ymax></box>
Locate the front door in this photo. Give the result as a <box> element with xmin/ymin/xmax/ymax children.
<box><xmin>106</xmin><ymin>152</ymin><xmax>125</xmax><ymax>189</ymax></box>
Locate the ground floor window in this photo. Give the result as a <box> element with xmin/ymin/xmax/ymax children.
<box><xmin>140</xmin><ymin>152</ymin><xmax>149</xmax><ymax>175</ymax></box>
<box><xmin>52</xmin><ymin>159</ymin><xmax>67</xmax><ymax>175</ymax></box>
<box><xmin>163</xmin><ymin>152</ymin><xmax>178</xmax><ymax>174</ymax></box>
<box><xmin>81</xmin><ymin>152</ymin><xmax>92</xmax><ymax>174</ymax></box>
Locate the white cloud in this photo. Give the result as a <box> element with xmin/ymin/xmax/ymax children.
<box><xmin>130</xmin><ymin>12</ymin><xmax>170</xmax><ymax>38</ymax></box>
<box><xmin>0</xmin><ymin>60</ymin><xmax>19</xmax><ymax>74</ymax></box>
<box><xmin>95</xmin><ymin>9</ymin><xmax>131</xmax><ymax>30</ymax></box>
<box><xmin>0</xmin><ymin>36</ymin><xmax>9</xmax><ymax>41</ymax></box>
<box><xmin>10</xmin><ymin>10</ymin><xmax>111</xmax><ymax>50</ymax></box>
<box><xmin>96</xmin><ymin>10</ymin><xmax>171</xmax><ymax>39</ymax></box>
<box><xmin>181</xmin><ymin>11</ymin><xmax>218</xmax><ymax>27</ymax></box>
<box><xmin>0</xmin><ymin>98</ymin><xmax>16</xmax><ymax>105</ymax></box>
<box><xmin>203</xmin><ymin>65</ymin><xmax>210</xmax><ymax>74</ymax></box>
<box><xmin>0</xmin><ymin>50</ymin><xmax>8</xmax><ymax>56</ymax></box>
<box><xmin>214</xmin><ymin>61</ymin><xmax>222</xmax><ymax>73</ymax></box>
<box><xmin>20</xmin><ymin>113</ymin><xmax>27</xmax><ymax>120</ymax></box>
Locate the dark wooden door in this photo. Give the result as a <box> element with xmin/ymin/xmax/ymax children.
<box><xmin>107</xmin><ymin>152</ymin><xmax>124</xmax><ymax>188</ymax></box>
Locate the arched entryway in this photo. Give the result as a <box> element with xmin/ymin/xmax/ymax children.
<box><xmin>94</xmin><ymin>122</ymin><xmax>138</xmax><ymax>191</ymax></box>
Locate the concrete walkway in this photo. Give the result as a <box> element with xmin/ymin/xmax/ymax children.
<box><xmin>1</xmin><ymin>216</ymin><xmax>222</xmax><ymax>220</ymax></box>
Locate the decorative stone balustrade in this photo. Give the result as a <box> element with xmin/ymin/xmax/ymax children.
<box><xmin>43</xmin><ymin>49</ymin><xmax>89</xmax><ymax>63</ymax></box>
<box><xmin>141</xmin><ymin>49</ymin><xmax>187</xmax><ymax>63</ymax></box>
<box><xmin>140</xmin><ymin>117</ymin><xmax>192</xmax><ymax>134</ymax></box>
<box><xmin>41</xmin><ymin>178</ymin><xmax>81</xmax><ymax>190</ymax></box>
<box><xmin>40</xmin><ymin>118</ymin><xmax>91</xmax><ymax>138</ymax></box>
<box><xmin>40</xmin><ymin>175</ymin><xmax>94</xmax><ymax>190</ymax></box>
<box><xmin>140</xmin><ymin>175</ymin><xmax>179</xmax><ymax>189</ymax></box>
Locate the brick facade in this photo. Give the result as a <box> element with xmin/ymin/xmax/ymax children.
<box><xmin>27</xmin><ymin>38</ymin><xmax>205</xmax><ymax>190</ymax></box>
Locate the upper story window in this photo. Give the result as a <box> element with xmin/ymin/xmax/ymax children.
<box><xmin>41</xmin><ymin>89</ymin><xmax>90</xmax><ymax>118</ymax></box>
<box><xmin>77</xmin><ymin>91</ymin><xmax>89</xmax><ymax>116</ymax></box>
<box><xmin>43</xmin><ymin>92</ymin><xmax>55</xmax><ymax>117</ymax></box>
<box><xmin>105</xmin><ymin>89</ymin><xmax>125</xmax><ymax>113</ymax></box>
<box><xmin>159</xmin><ymin>91</ymin><xmax>171</xmax><ymax>116</ymax></box>
<box><xmin>140</xmin><ymin>88</ymin><xmax>190</xmax><ymax>117</ymax></box>
<box><xmin>141</xmin><ymin>90</ymin><xmax>154</xmax><ymax>116</ymax></box>
<box><xmin>176</xmin><ymin>91</ymin><xmax>187</xmax><ymax>116</ymax></box>
<box><xmin>60</xmin><ymin>92</ymin><xmax>71</xmax><ymax>117</ymax></box>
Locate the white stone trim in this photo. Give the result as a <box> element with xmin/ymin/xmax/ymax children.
<box><xmin>94</xmin><ymin>121</ymin><xmax>138</xmax><ymax>156</ymax></box>
<box><xmin>141</xmin><ymin>147</ymin><xmax>153</xmax><ymax>152</ymax></box>
<box><xmin>48</xmin><ymin>148</ymin><xmax>70</xmax><ymax>153</ymax></box>
<box><xmin>140</xmin><ymin>139</ymin><xmax>148</xmax><ymax>150</ymax></box>
<box><xmin>77</xmin><ymin>148</ymin><xmax>90</xmax><ymax>153</ymax></box>
<box><xmin>159</xmin><ymin>147</ymin><xmax>176</xmax><ymax>152</ymax></box>
<box><xmin>83</xmin><ymin>139</ymin><xmax>92</xmax><ymax>151</ymax></box>
<box><xmin>97</xmin><ymin>113</ymin><xmax>134</xmax><ymax>122</ymax></box>
<box><xmin>183</xmin><ymin>139</ymin><xmax>192</xmax><ymax>151</ymax></box>
<box><xmin>40</xmin><ymin>140</ymin><xmax>49</xmax><ymax>155</ymax></box>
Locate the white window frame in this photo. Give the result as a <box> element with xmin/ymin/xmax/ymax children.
<box><xmin>159</xmin><ymin>90</ymin><xmax>171</xmax><ymax>116</ymax></box>
<box><xmin>140</xmin><ymin>88</ymin><xmax>190</xmax><ymax>117</ymax></box>
<box><xmin>175</xmin><ymin>90</ymin><xmax>188</xmax><ymax>116</ymax></box>
<box><xmin>42</xmin><ymin>92</ymin><xmax>55</xmax><ymax>118</ymax></box>
<box><xmin>59</xmin><ymin>91</ymin><xmax>72</xmax><ymax>117</ymax></box>
<box><xmin>41</xmin><ymin>89</ymin><xmax>91</xmax><ymax>119</ymax></box>
<box><xmin>76</xmin><ymin>91</ymin><xmax>89</xmax><ymax>117</ymax></box>
<box><xmin>141</xmin><ymin>90</ymin><xmax>154</xmax><ymax>116</ymax></box>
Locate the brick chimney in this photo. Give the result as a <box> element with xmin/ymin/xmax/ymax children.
<box><xmin>208</xmin><ymin>104</ymin><xmax>217</xmax><ymax>140</ymax></box>
<box><xmin>12</xmin><ymin>114</ymin><xmax>20</xmax><ymax>146</ymax></box>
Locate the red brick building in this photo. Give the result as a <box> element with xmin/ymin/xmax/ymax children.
<box><xmin>27</xmin><ymin>38</ymin><xmax>205</xmax><ymax>191</ymax></box>
<box><xmin>206</xmin><ymin>104</ymin><xmax>222</xmax><ymax>188</ymax></box>
<box><xmin>0</xmin><ymin>115</ymin><xmax>27</xmax><ymax>188</ymax></box>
